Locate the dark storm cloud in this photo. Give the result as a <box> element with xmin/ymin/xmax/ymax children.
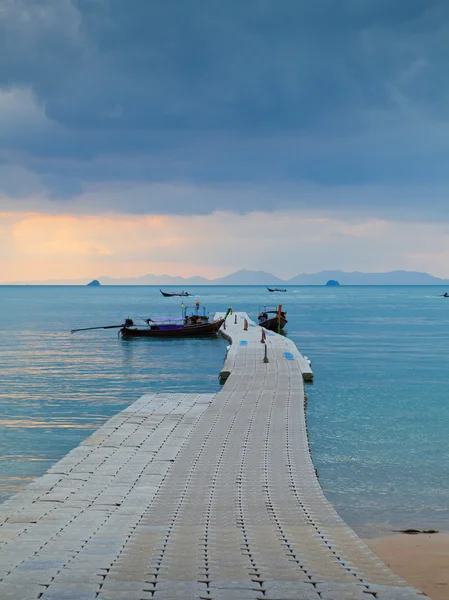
<box><xmin>1</xmin><ymin>0</ymin><xmax>449</xmax><ymax>214</ymax></box>
<box><xmin>2</xmin><ymin>0</ymin><xmax>444</xmax><ymax>130</ymax></box>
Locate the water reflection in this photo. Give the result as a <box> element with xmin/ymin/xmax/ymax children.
<box><xmin>0</xmin><ymin>419</ymin><xmax>101</xmax><ymax>429</ymax></box>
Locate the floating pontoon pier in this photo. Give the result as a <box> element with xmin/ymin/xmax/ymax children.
<box><xmin>0</xmin><ymin>312</ymin><xmax>423</xmax><ymax>599</ymax></box>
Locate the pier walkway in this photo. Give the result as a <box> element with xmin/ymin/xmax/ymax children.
<box><xmin>0</xmin><ymin>313</ymin><xmax>424</xmax><ymax>599</ymax></box>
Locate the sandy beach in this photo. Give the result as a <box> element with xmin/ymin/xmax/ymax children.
<box><xmin>365</xmin><ymin>533</ymin><xmax>449</xmax><ymax>600</ymax></box>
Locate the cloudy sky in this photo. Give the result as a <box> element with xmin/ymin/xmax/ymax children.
<box><xmin>1</xmin><ymin>0</ymin><xmax>449</xmax><ymax>282</ymax></box>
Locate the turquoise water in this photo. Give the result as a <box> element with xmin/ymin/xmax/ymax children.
<box><xmin>1</xmin><ymin>285</ymin><xmax>448</xmax><ymax>537</ymax></box>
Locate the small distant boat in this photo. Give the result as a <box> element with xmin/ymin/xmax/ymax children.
<box><xmin>160</xmin><ymin>289</ymin><xmax>190</xmax><ymax>297</ymax></box>
<box><xmin>267</xmin><ymin>287</ymin><xmax>287</xmax><ymax>292</ymax></box>
<box><xmin>71</xmin><ymin>304</ymin><xmax>229</xmax><ymax>338</ymax></box>
<box><xmin>257</xmin><ymin>304</ymin><xmax>287</xmax><ymax>331</ymax></box>
<box><xmin>440</xmin><ymin>293</ymin><xmax>449</xmax><ymax>298</ymax></box>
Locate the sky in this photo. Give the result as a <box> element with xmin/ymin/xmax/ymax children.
<box><xmin>1</xmin><ymin>0</ymin><xmax>449</xmax><ymax>282</ymax></box>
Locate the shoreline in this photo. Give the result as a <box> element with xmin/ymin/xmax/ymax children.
<box><xmin>365</xmin><ymin>532</ymin><xmax>449</xmax><ymax>600</ymax></box>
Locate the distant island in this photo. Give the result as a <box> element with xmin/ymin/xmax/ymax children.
<box><xmin>325</xmin><ymin>280</ymin><xmax>340</xmax><ymax>287</ymax></box>
<box><xmin>87</xmin><ymin>280</ymin><xmax>101</xmax><ymax>287</ymax></box>
<box><xmin>5</xmin><ymin>269</ymin><xmax>449</xmax><ymax>286</ymax></box>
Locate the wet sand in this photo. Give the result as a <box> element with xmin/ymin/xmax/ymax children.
<box><xmin>365</xmin><ymin>533</ymin><xmax>449</xmax><ymax>600</ymax></box>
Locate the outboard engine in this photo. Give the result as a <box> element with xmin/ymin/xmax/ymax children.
<box><xmin>124</xmin><ymin>318</ymin><xmax>134</xmax><ymax>327</ymax></box>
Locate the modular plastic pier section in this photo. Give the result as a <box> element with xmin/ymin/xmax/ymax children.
<box><xmin>0</xmin><ymin>312</ymin><xmax>424</xmax><ymax>599</ymax></box>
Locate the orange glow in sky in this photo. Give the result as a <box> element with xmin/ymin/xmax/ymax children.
<box><xmin>2</xmin><ymin>210</ymin><xmax>449</xmax><ymax>283</ymax></box>
<box><xmin>1</xmin><ymin>212</ymin><xmax>222</xmax><ymax>281</ymax></box>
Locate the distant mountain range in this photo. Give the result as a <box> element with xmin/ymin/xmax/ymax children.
<box><xmin>100</xmin><ymin>269</ymin><xmax>449</xmax><ymax>285</ymax></box>
<box><xmin>7</xmin><ymin>269</ymin><xmax>449</xmax><ymax>285</ymax></box>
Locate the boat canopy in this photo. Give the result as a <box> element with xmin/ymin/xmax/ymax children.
<box><xmin>146</xmin><ymin>316</ymin><xmax>185</xmax><ymax>325</ymax></box>
<box><xmin>258</xmin><ymin>305</ymin><xmax>286</xmax><ymax>314</ymax></box>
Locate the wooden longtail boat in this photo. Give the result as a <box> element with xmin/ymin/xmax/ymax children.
<box><xmin>71</xmin><ymin>304</ymin><xmax>229</xmax><ymax>339</ymax></box>
<box><xmin>257</xmin><ymin>304</ymin><xmax>287</xmax><ymax>331</ymax></box>
<box><xmin>267</xmin><ymin>287</ymin><xmax>287</xmax><ymax>292</ymax></box>
<box><xmin>120</xmin><ymin>317</ymin><xmax>225</xmax><ymax>338</ymax></box>
<box><xmin>160</xmin><ymin>289</ymin><xmax>190</xmax><ymax>297</ymax></box>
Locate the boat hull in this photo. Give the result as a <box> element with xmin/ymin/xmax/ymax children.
<box><xmin>160</xmin><ymin>289</ymin><xmax>190</xmax><ymax>297</ymax></box>
<box><xmin>120</xmin><ymin>318</ymin><xmax>225</xmax><ymax>338</ymax></box>
<box><xmin>259</xmin><ymin>316</ymin><xmax>288</xmax><ymax>331</ymax></box>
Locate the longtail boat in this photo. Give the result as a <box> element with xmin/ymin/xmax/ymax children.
<box><xmin>120</xmin><ymin>316</ymin><xmax>225</xmax><ymax>338</ymax></box>
<box><xmin>257</xmin><ymin>304</ymin><xmax>287</xmax><ymax>332</ymax></box>
<box><xmin>267</xmin><ymin>287</ymin><xmax>287</xmax><ymax>292</ymax></box>
<box><xmin>160</xmin><ymin>289</ymin><xmax>190</xmax><ymax>297</ymax></box>
<box><xmin>71</xmin><ymin>304</ymin><xmax>230</xmax><ymax>338</ymax></box>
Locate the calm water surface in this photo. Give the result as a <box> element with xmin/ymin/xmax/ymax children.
<box><xmin>1</xmin><ymin>285</ymin><xmax>448</xmax><ymax>537</ymax></box>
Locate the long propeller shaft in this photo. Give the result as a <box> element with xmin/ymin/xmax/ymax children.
<box><xmin>71</xmin><ymin>324</ymin><xmax>124</xmax><ymax>334</ymax></box>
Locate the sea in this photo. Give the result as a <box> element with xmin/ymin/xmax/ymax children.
<box><xmin>1</xmin><ymin>285</ymin><xmax>448</xmax><ymax>538</ymax></box>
